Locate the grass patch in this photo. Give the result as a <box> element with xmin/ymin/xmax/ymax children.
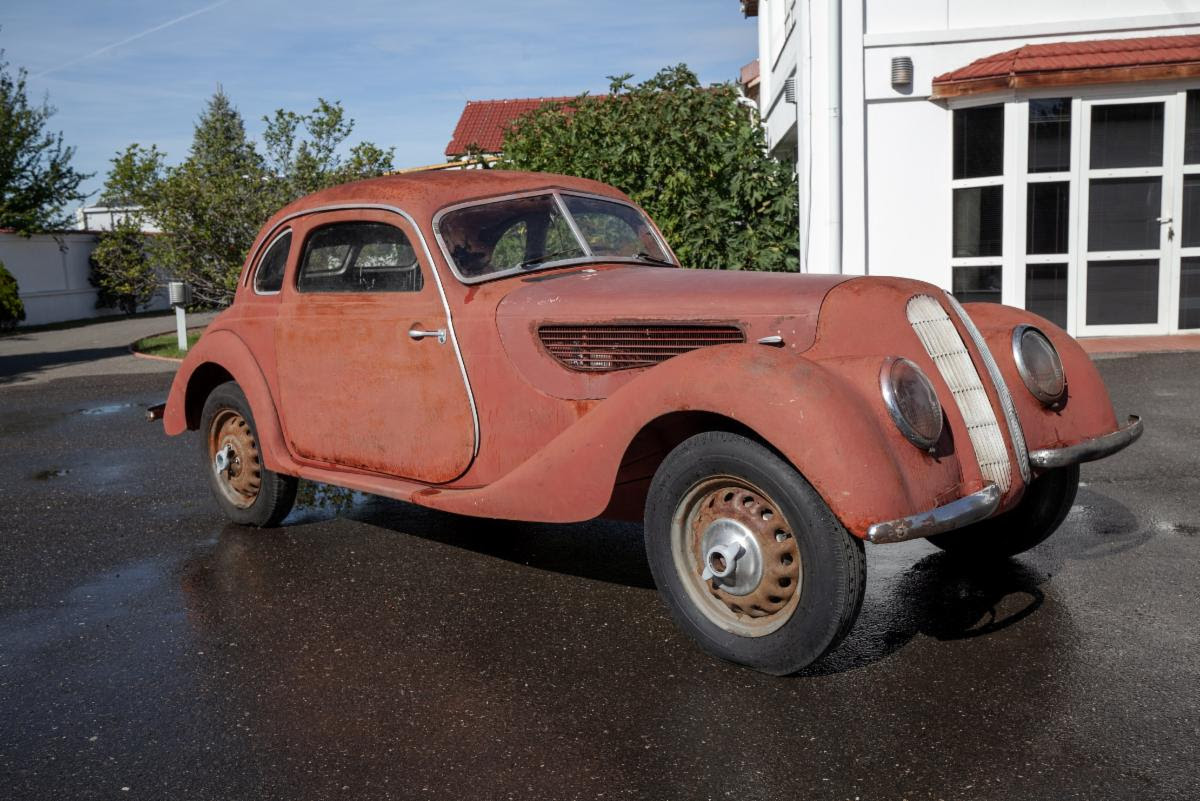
<box><xmin>133</xmin><ymin>329</ymin><xmax>204</xmax><ymax>360</ymax></box>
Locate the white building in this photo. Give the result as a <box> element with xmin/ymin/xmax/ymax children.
<box><xmin>742</xmin><ymin>0</ymin><xmax>1200</xmax><ymax>336</ymax></box>
<box><xmin>75</xmin><ymin>205</ymin><xmax>161</xmax><ymax>233</ymax></box>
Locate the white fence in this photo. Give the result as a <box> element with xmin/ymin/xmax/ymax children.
<box><xmin>0</xmin><ymin>232</ymin><xmax>170</xmax><ymax>327</ymax></box>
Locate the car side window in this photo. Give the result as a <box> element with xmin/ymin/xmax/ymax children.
<box><xmin>297</xmin><ymin>221</ymin><xmax>424</xmax><ymax>293</ymax></box>
<box><xmin>253</xmin><ymin>230</ymin><xmax>292</xmax><ymax>294</ymax></box>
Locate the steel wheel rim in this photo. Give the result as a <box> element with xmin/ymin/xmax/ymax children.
<box><xmin>207</xmin><ymin>408</ymin><xmax>262</xmax><ymax>510</ymax></box>
<box><xmin>669</xmin><ymin>476</ymin><xmax>803</xmax><ymax>637</ymax></box>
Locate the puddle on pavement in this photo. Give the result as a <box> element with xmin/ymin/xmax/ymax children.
<box><xmin>77</xmin><ymin>403</ymin><xmax>135</xmax><ymax>416</ymax></box>
<box><xmin>284</xmin><ymin>481</ymin><xmax>370</xmax><ymax>524</ymax></box>
<box><xmin>32</xmin><ymin>468</ymin><xmax>71</xmax><ymax>480</ymax></box>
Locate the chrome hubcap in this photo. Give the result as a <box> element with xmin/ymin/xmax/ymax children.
<box><xmin>213</xmin><ymin>444</ymin><xmax>234</xmax><ymax>475</ymax></box>
<box><xmin>699</xmin><ymin>518</ymin><xmax>763</xmax><ymax>595</ymax></box>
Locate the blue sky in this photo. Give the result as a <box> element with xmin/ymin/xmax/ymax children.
<box><xmin>3</xmin><ymin>0</ymin><xmax>756</xmax><ymax>203</ymax></box>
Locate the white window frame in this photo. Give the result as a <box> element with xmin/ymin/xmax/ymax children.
<box><xmin>1011</xmin><ymin>95</ymin><xmax>1078</xmax><ymax>328</ymax></box>
<box><xmin>1076</xmin><ymin>91</ymin><xmax>1176</xmax><ymax>336</ymax></box>
<box><xmin>948</xmin><ymin>96</ymin><xmax>1009</xmax><ymax>304</ymax></box>
<box><xmin>950</xmin><ymin>80</ymin><xmax>1200</xmax><ymax>336</ymax></box>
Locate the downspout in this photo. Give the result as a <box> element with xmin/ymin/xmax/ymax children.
<box><xmin>828</xmin><ymin>0</ymin><xmax>842</xmax><ymax>274</ymax></box>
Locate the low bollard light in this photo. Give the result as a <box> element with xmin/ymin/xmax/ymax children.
<box><xmin>167</xmin><ymin>281</ymin><xmax>191</xmax><ymax>353</ymax></box>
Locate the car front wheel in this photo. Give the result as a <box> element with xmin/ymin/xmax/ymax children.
<box><xmin>644</xmin><ymin>432</ymin><xmax>866</xmax><ymax>675</ymax></box>
<box><xmin>200</xmin><ymin>381</ymin><xmax>297</xmax><ymax>527</ymax></box>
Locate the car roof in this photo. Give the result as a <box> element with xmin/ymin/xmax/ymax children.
<box><xmin>265</xmin><ymin>169</ymin><xmax>633</xmax><ymax>231</ymax></box>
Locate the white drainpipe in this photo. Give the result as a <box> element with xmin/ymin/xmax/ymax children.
<box><xmin>828</xmin><ymin>0</ymin><xmax>843</xmax><ymax>274</ymax></box>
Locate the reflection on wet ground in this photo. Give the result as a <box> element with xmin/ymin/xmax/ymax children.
<box><xmin>2</xmin><ymin>358</ymin><xmax>1199</xmax><ymax>799</ymax></box>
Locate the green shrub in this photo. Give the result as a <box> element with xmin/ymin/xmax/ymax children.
<box><xmin>501</xmin><ymin>65</ymin><xmax>800</xmax><ymax>272</ymax></box>
<box><xmin>0</xmin><ymin>259</ymin><xmax>26</xmax><ymax>330</ymax></box>
<box><xmin>90</xmin><ymin>219</ymin><xmax>159</xmax><ymax>314</ymax></box>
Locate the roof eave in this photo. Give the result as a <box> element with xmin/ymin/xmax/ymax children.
<box><xmin>932</xmin><ymin>61</ymin><xmax>1200</xmax><ymax>99</ymax></box>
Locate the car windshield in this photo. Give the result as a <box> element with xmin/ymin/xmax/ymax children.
<box><xmin>437</xmin><ymin>192</ymin><xmax>672</xmax><ymax>281</ymax></box>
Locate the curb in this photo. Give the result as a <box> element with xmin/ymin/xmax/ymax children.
<box><xmin>128</xmin><ymin>326</ymin><xmax>207</xmax><ymax>364</ymax></box>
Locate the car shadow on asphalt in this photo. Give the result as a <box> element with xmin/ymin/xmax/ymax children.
<box><xmin>185</xmin><ymin>485</ymin><xmax>1154</xmax><ymax>678</ymax></box>
<box><xmin>0</xmin><ymin>345</ymin><xmax>134</xmax><ymax>384</ymax></box>
<box><xmin>801</xmin><ymin>487</ymin><xmax>1155</xmax><ymax>676</ymax></box>
<box><xmin>343</xmin><ymin>495</ymin><xmax>658</xmax><ymax>590</ymax></box>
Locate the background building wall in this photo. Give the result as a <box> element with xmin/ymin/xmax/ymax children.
<box><xmin>750</xmin><ymin>0</ymin><xmax>1200</xmax><ymax>334</ymax></box>
<box><xmin>1</xmin><ymin>233</ymin><xmax>169</xmax><ymax>327</ymax></box>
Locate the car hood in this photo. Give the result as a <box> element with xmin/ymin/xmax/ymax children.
<box><xmin>496</xmin><ymin>265</ymin><xmax>851</xmax><ymax>342</ymax></box>
<box><xmin>491</xmin><ymin>265</ymin><xmax>852</xmax><ymax>399</ymax></box>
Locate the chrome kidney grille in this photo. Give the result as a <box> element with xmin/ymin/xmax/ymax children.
<box><xmin>945</xmin><ymin>294</ymin><xmax>1031</xmax><ymax>484</ymax></box>
<box><xmin>906</xmin><ymin>294</ymin><xmax>1013</xmax><ymax>492</ymax></box>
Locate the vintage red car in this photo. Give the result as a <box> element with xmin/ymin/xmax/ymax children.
<box><xmin>162</xmin><ymin>170</ymin><xmax>1141</xmax><ymax>674</ymax></box>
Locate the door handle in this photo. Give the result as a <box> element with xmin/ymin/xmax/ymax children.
<box><xmin>408</xmin><ymin>327</ymin><xmax>447</xmax><ymax>344</ymax></box>
<box><xmin>1157</xmin><ymin>216</ymin><xmax>1173</xmax><ymax>224</ymax></box>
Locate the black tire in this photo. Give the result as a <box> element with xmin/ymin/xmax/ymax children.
<box><xmin>644</xmin><ymin>431</ymin><xmax>866</xmax><ymax>675</ymax></box>
<box><xmin>927</xmin><ymin>465</ymin><xmax>1080</xmax><ymax>558</ymax></box>
<box><xmin>199</xmin><ymin>381</ymin><xmax>298</xmax><ymax>527</ymax></box>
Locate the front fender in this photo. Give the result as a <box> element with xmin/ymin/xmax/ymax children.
<box><xmin>420</xmin><ymin>344</ymin><xmax>961</xmax><ymax>536</ymax></box>
<box><xmin>163</xmin><ymin>329</ymin><xmax>293</xmax><ymax>474</ymax></box>
<box><xmin>962</xmin><ymin>303</ymin><xmax>1120</xmax><ymax>458</ymax></box>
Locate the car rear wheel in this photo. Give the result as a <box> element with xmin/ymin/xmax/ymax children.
<box><xmin>200</xmin><ymin>381</ymin><xmax>297</xmax><ymax>527</ymax></box>
<box><xmin>644</xmin><ymin>431</ymin><xmax>865</xmax><ymax>675</ymax></box>
<box><xmin>926</xmin><ymin>465</ymin><xmax>1079</xmax><ymax>558</ymax></box>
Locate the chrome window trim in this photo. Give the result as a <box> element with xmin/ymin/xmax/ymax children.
<box><xmin>1010</xmin><ymin>324</ymin><xmax>1067</xmax><ymax>407</ymax></box>
<box><xmin>946</xmin><ymin>293</ymin><xmax>1032</xmax><ymax>484</ymax></box>
<box><xmin>553</xmin><ymin>192</ymin><xmax>594</xmax><ymax>258</ymax></box>
<box><xmin>879</xmin><ymin>356</ymin><xmax>943</xmax><ymax>451</ymax></box>
<box><xmin>431</xmin><ymin>188</ymin><xmax>677</xmax><ymax>285</ymax></box>
<box><xmin>251</xmin><ymin>228</ymin><xmax>293</xmax><ymax>296</ymax></box>
<box><xmin>254</xmin><ymin>203</ymin><xmax>480</xmax><ymax>464</ymax></box>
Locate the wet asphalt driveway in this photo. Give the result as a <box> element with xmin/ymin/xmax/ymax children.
<box><xmin>1</xmin><ymin>352</ymin><xmax>1198</xmax><ymax>800</ymax></box>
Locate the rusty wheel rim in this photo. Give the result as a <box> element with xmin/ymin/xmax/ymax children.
<box><xmin>207</xmin><ymin>408</ymin><xmax>262</xmax><ymax>510</ymax></box>
<box><xmin>669</xmin><ymin>476</ymin><xmax>803</xmax><ymax>637</ymax></box>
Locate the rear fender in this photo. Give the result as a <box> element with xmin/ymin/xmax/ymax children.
<box><xmin>419</xmin><ymin>344</ymin><xmax>938</xmax><ymax>535</ymax></box>
<box><xmin>163</xmin><ymin>330</ymin><xmax>292</xmax><ymax>473</ymax></box>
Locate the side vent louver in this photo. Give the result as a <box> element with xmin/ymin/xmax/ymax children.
<box><xmin>539</xmin><ymin>324</ymin><xmax>745</xmax><ymax>372</ymax></box>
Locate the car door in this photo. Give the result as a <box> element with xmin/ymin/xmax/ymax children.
<box><xmin>273</xmin><ymin>208</ymin><xmax>475</xmax><ymax>483</ymax></box>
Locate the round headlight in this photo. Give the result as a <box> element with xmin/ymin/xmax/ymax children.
<box><xmin>880</xmin><ymin>357</ymin><xmax>943</xmax><ymax>450</ymax></box>
<box><xmin>1012</xmin><ymin>325</ymin><xmax>1066</xmax><ymax>406</ymax></box>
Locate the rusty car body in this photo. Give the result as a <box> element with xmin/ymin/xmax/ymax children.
<box><xmin>163</xmin><ymin>170</ymin><xmax>1141</xmax><ymax>674</ymax></box>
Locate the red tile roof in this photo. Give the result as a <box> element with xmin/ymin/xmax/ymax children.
<box><xmin>444</xmin><ymin>97</ymin><xmax>576</xmax><ymax>157</ymax></box>
<box><xmin>739</xmin><ymin>58</ymin><xmax>760</xmax><ymax>87</ymax></box>
<box><xmin>932</xmin><ymin>33</ymin><xmax>1200</xmax><ymax>98</ymax></box>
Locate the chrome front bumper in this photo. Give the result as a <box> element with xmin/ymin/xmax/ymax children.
<box><xmin>867</xmin><ymin>484</ymin><xmax>1001</xmax><ymax>544</ymax></box>
<box><xmin>867</xmin><ymin>415</ymin><xmax>1143</xmax><ymax>544</ymax></box>
<box><xmin>1028</xmin><ymin>415</ymin><xmax>1143</xmax><ymax>469</ymax></box>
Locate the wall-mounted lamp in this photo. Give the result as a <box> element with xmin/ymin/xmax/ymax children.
<box><xmin>891</xmin><ymin>56</ymin><xmax>914</xmax><ymax>89</ymax></box>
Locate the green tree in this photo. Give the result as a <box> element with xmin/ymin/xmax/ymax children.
<box><xmin>90</xmin><ymin>144</ymin><xmax>165</xmax><ymax>314</ymax></box>
<box><xmin>149</xmin><ymin>90</ymin><xmax>277</xmax><ymax>306</ymax></box>
<box><xmin>0</xmin><ymin>53</ymin><xmax>89</xmax><ymax>233</ymax></box>
<box><xmin>97</xmin><ymin>144</ymin><xmax>164</xmax><ymax>208</ymax></box>
<box><xmin>0</xmin><ymin>259</ymin><xmax>25</xmax><ymax>330</ymax></box>
<box><xmin>130</xmin><ymin>92</ymin><xmax>395</xmax><ymax>306</ymax></box>
<box><xmin>500</xmin><ymin>65</ymin><xmax>799</xmax><ymax>272</ymax></box>
<box><xmin>90</xmin><ymin>219</ymin><xmax>158</xmax><ymax>314</ymax></box>
<box><xmin>263</xmin><ymin>99</ymin><xmax>394</xmax><ymax>197</ymax></box>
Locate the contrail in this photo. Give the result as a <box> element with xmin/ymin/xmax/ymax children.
<box><xmin>33</xmin><ymin>0</ymin><xmax>233</xmax><ymax>79</ymax></box>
